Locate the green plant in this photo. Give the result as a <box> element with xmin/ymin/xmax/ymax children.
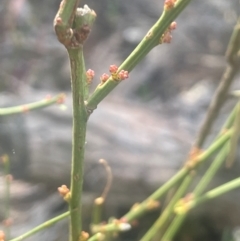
<box><xmin>0</xmin><ymin>1</ymin><xmax>240</xmax><ymax>241</ymax></box>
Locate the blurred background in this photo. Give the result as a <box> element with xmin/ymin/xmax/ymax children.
<box><xmin>0</xmin><ymin>0</ymin><xmax>240</xmax><ymax>240</ymax></box>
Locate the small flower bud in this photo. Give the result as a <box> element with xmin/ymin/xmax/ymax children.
<box><xmin>146</xmin><ymin>200</ymin><xmax>160</xmax><ymax>210</ymax></box>
<box><xmin>100</xmin><ymin>73</ymin><xmax>109</xmax><ymax>84</ymax></box>
<box><xmin>22</xmin><ymin>105</ymin><xmax>29</xmax><ymax>113</ymax></box>
<box><xmin>86</xmin><ymin>69</ymin><xmax>95</xmax><ymax>84</ymax></box>
<box><xmin>118</xmin><ymin>70</ymin><xmax>129</xmax><ymax>80</ymax></box>
<box><xmin>58</xmin><ymin>185</ymin><xmax>70</xmax><ymax>197</ymax></box>
<box><xmin>169</xmin><ymin>21</ymin><xmax>177</xmax><ymax>30</ymax></box>
<box><xmin>57</xmin><ymin>94</ymin><xmax>66</xmax><ymax>104</ymax></box>
<box><xmin>94</xmin><ymin>197</ymin><xmax>104</xmax><ymax>205</ymax></box>
<box><xmin>109</xmin><ymin>65</ymin><xmax>118</xmax><ymax>74</ymax></box>
<box><xmin>164</xmin><ymin>0</ymin><xmax>176</xmax><ymax>10</ymax></box>
<box><xmin>79</xmin><ymin>231</ymin><xmax>89</xmax><ymax>241</ymax></box>
<box><xmin>162</xmin><ymin>31</ymin><xmax>172</xmax><ymax>43</ymax></box>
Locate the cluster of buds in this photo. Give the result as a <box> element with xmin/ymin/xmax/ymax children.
<box><xmin>100</xmin><ymin>65</ymin><xmax>129</xmax><ymax>85</ymax></box>
<box><xmin>86</xmin><ymin>69</ymin><xmax>95</xmax><ymax>85</ymax></box>
<box><xmin>164</xmin><ymin>0</ymin><xmax>177</xmax><ymax>11</ymax></box>
<box><xmin>160</xmin><ymin>21</ymin><xmax>177</xmax><ymax>44</ymax></box>
<box><xmin>58</xmin><ymin>185</ymin><xmax>71</xmax><ymax>202</ymax></box>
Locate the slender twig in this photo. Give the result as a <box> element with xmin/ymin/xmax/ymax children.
<box><xmin>195</xmin><ymin>18</ymin><xmax>240</xmax><ymax>148</ymax></box>
<box><xmin>88</xmin><ymin>129</ymin><xmax>232</xmax><ymax>240</ymax></box>
<box><xmin>226</xmin><ymin>101</ymin><xmax>240</xmax><ymax>168</ymax></box>
<box><xmin>160</xmin><ymin>20</ymin><xmax>240</xmax><ymax>241</ymax></box>
<box><xmin>9</xmin><ymin>212</ymin><xmax>70</xmax><ymax>241</ymax></box>
<box><xmin>190</xmin><ymin>177</ymin><xmax>240</xmax><ymax>210</ymax></box>
<box><xmin>161</xmin><ymin>143</ymin><xmax>231</xmax><ymax>241</ymax></box>
<box><xmin>91</xmin><ymin>159</ymin><xmax>113</xmax><ymax>225</ymax></box>
<box><xmin>194</xmin><ymin>143</ymin><xmax>230</xmax><ymax>196</ymax></box>
<box><xmin>54</xmin><ymin>2</ymin><xmax>96</xmax><ymax>240</ymax></box>
<box><xmin>0</xmin><ymin>93</ymin><xmax>65</xmax><ymax>116</ymax></box>
<box><xmin>86</xmin><ymin>0</ymin><xmax>192</xmax><ymax>112</ymax></box>
<box><xmin>67</xmin><ymin>47</ymin><xmax>88</xmax><ymax>241</ymax></box>
<box><xmin>140</xmin><ymin>176</ymin><xmax>192</xmax><ymax>241</ymax></box>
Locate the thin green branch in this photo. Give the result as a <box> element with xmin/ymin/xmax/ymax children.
<box><xmin>0</xmin><ymin>93</ymin><xmax>65</xmax><ymax>116</ymax></box>
<box><xmin>194</xmin><ymin>143</ymin><xmax>230</xmax><ymax>196</ymax></box>
<box><xmin>9</xmin><ymin>212</ymin><xmax>70</xmax><ymax>241</ymax></box>
<box><xmin>122</xmin><ymin>167</ymin><xmax>187</xmax><ymax>223</ymax></box>
<box><xmin>195</xmin><ymin>18</ymin><xmax>240</xmax><ymax>148</ymax></box>
<box><xmin>67</xmin><ymin>47</ymin><xmax>88</xmax><ymax>241</ymax></box>
<box><xmin>174</xmin><ymin>177</ymin><xmax>240</xmax><ymax>216</ymax></box>
<box><xmin>86</xmin><ymin>0</ymin><xmax>192</xmax><ymax>111</ymax></box>
<box><xmin>161</xmin><ymin>103</ymin><xmax>238</xmax><ymax>241</ymax></box>
<box><xmin>54</xmin><ymin>2</ymin><xmax>96</xmax><ymax>240</ymax></box>
<box><xmin>161</xmin><ymin>143</ymin><xmax>231</xmax><ymax>241</ymax></box>
<box><xmin>226</xmin><ymin>101</ymin><xmax>240</xmax><ymax>168</ymax></box>
<box><xmin>88</xmin><ymin>128</ymin><xmax>232</xmax><ymax>240</ymax></box>
<box><xmin>53</xmin><ymin>0</ymin><xmax>81</xmax><ymax>46</ymax></box>
<box><xmin>140</xmin><ymin>176</ymin><xmax>192</xmax><ymax>241</ymax></box>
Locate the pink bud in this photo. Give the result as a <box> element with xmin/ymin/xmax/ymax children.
<box><xmin>162</xmin><ymin>31</ymin><xmax>172</xmax><ymax>43</ymax></box>
<box><xmin>86</xmin><ymin>69</ymin><xmax>95</xmax><ymax>79</ymax></box>
<box><xmin>100</xmin><ymin>73</ymin><xmax>109</xmax><ymax>83</ymax></box>
<box><xmin>169</xmin><ymin>21</ymin><xmax>177</xmax><ymax>30</ymax></box>
<box><xmin>118</xmin><ymin>70</ymin><xmax>129</xmax><ymax>80</ymax></box>
<box><xmin>164</xmin><ymin>0</ymin><xmax>175</xmax><ymax>10</ymax></box>
<box><xmin>109</xmin><ymin>65</ymin><xmax>118</xmax><ymax>74</ymax></box>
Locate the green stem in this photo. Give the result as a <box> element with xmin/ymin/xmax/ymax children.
<box><xmin>9</xmin><ymin>212</ymin><xmax>70</xmax><ymax>241</ymax></box>
<box><xmin>140</xmin><ymin>176</ymin><xmax>192</xmax><ymax>241</ymax></box>
<box><xmin>226</xmin><ymin>101</ymin><xmax>240</xmax><ymax>168</ymax></box>
<box><xmin>161</xmin><ymin>142</ymin><xmax>231</xmax><ymax>241</ymax></box>
<box><xmin>162</xmin><ymin>176</ymin><xmax>240</xmax><ymax>241</ymax></box>
<box><xmin>196</xmin><ymin>129</ymin><xmax>232</xmax><ymax>163</ymax></box>
<box><xmin>0</xmin><ymin>94</ymin><xmax>65</xmax><ymax>116</ymax></box>
<box><xmin>161</xmin><ymin>213</ymin><xmax>185</xmax><ymax>241</ymax></box>
<box><xmin>191</xmin><ymin>177</ymin><xmax>240</xmax><ymax>209</ymax></box>
<box><xmin>220</xmin><ymin>102</ymin><xmax>238</xmax><ymax>131</ymax></box>
<box><xmin>67</xmin><ymin>47</ymin><xmax>88</xmax><ymax>241</ymax></box>
<box><xmin>194</xmin><ymin>18</ymin><xmax>240</xmax><ymax>148</ymax></box>
<box><xmin>86</xmin><ymin>0</ymin><xmax>192</xmax><ymax>111</ymax></box>
<box><xmin>88</xmin><ymin>128</ymin><xmax>232</xmax><ymax>241</ymax></box>
<box><xmin>123</xmin><ymin>167</ymin><xmax>187</xmax><ymax>222</ymax></box>
<box><xmin>194</xmin><ymin>143</ymin><xmax>230</xmax><ymax>196</ymax></box>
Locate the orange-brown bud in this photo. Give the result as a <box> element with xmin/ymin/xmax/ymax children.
<box><xmin>58</xmin><ymin>185</ymin><xmax>70</xmax><ymax>197</ymax></box>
